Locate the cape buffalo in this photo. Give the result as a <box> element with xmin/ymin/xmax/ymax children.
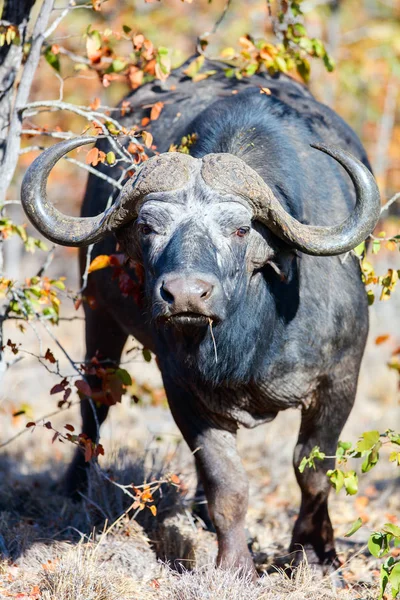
<box><xmin>21</xmin><ymin>58</ymin><xmax>380</xmax><ymax>576</ymax></box>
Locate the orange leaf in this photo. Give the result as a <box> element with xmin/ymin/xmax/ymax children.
<box><xmin>88</xmin><ymin>254</ymin><xmax>111</xmax><ymax>273</ymax></box>
<box><xmin>141</xmin><ymin>117</ymin><xmax>150</xmax><ymax>127</ymax></box>
<box><xmin>150</xmin><ymin>101</ymin><xmax>164</xmax><ymax>121</ymax></box>
<box><xmin>149</xmin><ymin>504</ymin><xmax>157</xmax><ymax>516</ymax></box>
<box><xmin>86</xmin><ymin>147</ymin><xmax>99</xmax><ymax>166</ymax></box>
<box><xmin>90</xmin><ymin>97</ymin><xmax>101</xmax><ymax>111</ymax></box>
<box><xmin>84</xmin><ymin>440</ymin><xmax>93</xmax><ymax>462</ymax></box>
<box><xmin>260</xmin><ymin>87</ymin><xmax>272</xmax><ymax>95</ymax></box>
<box><xmin>375</xmin><ymin>334</ymin><xmax>390</xmax><ymax>345</ymax></box>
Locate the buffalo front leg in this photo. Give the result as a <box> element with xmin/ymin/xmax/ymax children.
<box><xmin>290</xmin><ymin>381</ymin><xmax>356</xmax><ymax>570</ymax></box>
<box><xmin>165</xmin><ymin>379</ymin><xmax>255</xmax><ymax>575</ymax></box>
<box><xmin>63</xmin><ymin>308</ymin><xmax>128</xmax><ymax>497</ymax></box>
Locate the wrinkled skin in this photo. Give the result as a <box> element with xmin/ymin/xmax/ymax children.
<box><xmin>64</xmin><ymin>59</ymin><xmax>371</xmax><ymax>577</ymax></box>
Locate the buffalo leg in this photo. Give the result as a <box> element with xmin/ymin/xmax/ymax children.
<box><xmin>290</xmin><ymin>380</ymin><xmax>356</xmax><ymax>569</ymax></box>
<box><xmin>63</xmin><ymin>309</ymin><xmax>128</xmax><ymax>497</ymax></box>
<box><xmin>164</xmin><ymin>379</ymin><xmax>255</xmax><ymax>574</ymax></box>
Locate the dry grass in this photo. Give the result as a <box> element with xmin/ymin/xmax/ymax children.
<box><xmin>0</xmin><ymin>252</ymin><xmax>399</xmax><ymax>599</ymax></box>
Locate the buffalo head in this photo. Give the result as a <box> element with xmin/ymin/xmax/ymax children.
<box><xmin>21</xmin><ymin>137</ymin><xmax>380</xmax><ymax>330</ymax></box>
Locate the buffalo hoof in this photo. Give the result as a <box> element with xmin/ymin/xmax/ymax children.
<box><xmin>286</xmin><ymin>544</ymin><xmax>345</xmax><ymax>587</ymax></box>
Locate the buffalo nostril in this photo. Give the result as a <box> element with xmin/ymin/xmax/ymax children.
<box><xmin>200</xmin><ymin>287</ymin><xmax>212</xmax><ymax>300</ymax></box>
<box><xmin>161</xmin><ymin>281</ymin><xmax>175</xmax><ymax>304</ymax></box>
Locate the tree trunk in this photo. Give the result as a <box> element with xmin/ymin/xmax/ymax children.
<box><xmin>0</xmin><ymin>0</ymin><xmax>36</xmax><ymax>163</ymax></box>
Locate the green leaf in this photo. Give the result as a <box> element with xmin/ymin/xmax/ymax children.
<box><xmin>327</xmin><ymin>469</ymin><xmax>344</xmax><ymax>493</ymax></box>
<box><xmin>298</xmin><ymin>456</ymin><xmax>308</xmax><ymax>473</ymax></box>
<box><xmin>323</xmin><ymin>52</ymin><xmax>335</xmax><ymax>72</ymax></box>
<box><xmin>184</xmin><ymin>55</ymin><xmax>205</xmax><ymax>79</ymax></box>
<box><xmin>389</xmin><ymin>561</ymin><xmax>400</xmax><ymax>597</ymax></box>
<box><xmin>353</xmin><ymin>242</ymin><xmax>366</xmax><ymax>257</ymax></box>
<box><xmin>382</xmin><ymin>523</ymin><xmax>400</xmax><ymax>539</ymax></box>
<box><xmin>388</xmin><ymin>430</ymin><xmax>400</xmax><ymax>446</ymax></box>
<box><xmin>372</xmin><ymin>240</ymin><xmax>381</xmax><ymax>254</ymax></box>
<box><xmin>312</xmin><ymin>38</ymin><xmax>325</xmax><ymax>58</ymax></box>
<box><xmin>389</xmin><ymin>451</ymin><xmax>400</xmax><ymax>465</ymax></box>
<box><xmin>106</xmin><ymin>151</ymin><xmax>116</xmax><ymax>165</ymax></box>
<box><xmin>345</xmin><ymin>517</ymin><xmax>363</xmax><ymax>538</ymax></box>
<box><xmin>116</xmin><ymin>368</ymin><xmax>132</xmax><ymax>386</ymax></box>
<box><xmin>44</xmin><ymin>46</ymin><xmax>60</xmax><ymax>73</ymax></box>
<box><xmin>380</xmin><ymin>561</ymin><xmax>391</xmax><ymax>599</ymax></box>
<box><xmin>292</xmin><ymin>23</ymin><xmax>306</xmax><ymax>37</ymax></box>
<box><xmin>344</xmin><ymin>470</ymin><xmax>358</xmax><ymax>495</ymax></box>
<box><xmin>122</xmin><ymin>25</ymin><xmax>132</xmax><ymax>34</ymax></box>
<box><xmin>224</xmin><ymin>68</ymin><xmax>236</xmax><ymax>78</ymax></box>
<box><xmin>296</xmin><ymin>58</ymin><xmax>311</xmax><ymax>82</ymax></box>
<box><xmin>111</xmin><ymin>59</ymin><xmax>127</xmax><ymax>73</ymax></box>
<box><xmin>142</xmin><ymin>348</ymin><xmax>152</xmax><ymax>362</ymax></box>
<box><xmin>356</xmin><ymin>430</ymin><xmax>380</xmax><ymax>453</ymax></box>
<box><xmin>274</xmin><ymin>55</ymin><xmax>288</xmax><ymax>73</ymax></box>
<box><xmin>368</xmin><ymin>532</ymin><xmax>391</xmax><ymax>558</ymax></box>
<box><xmin>245</xmin><ymin>63</ymin><xmax>258</xmax><ymax>76</ymax></box>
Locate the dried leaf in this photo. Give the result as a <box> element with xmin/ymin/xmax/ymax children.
<box><xmin>150</xmin><ymin>101</ymin><xmax>164</xmax><ymax>121</ymax></box>
<box><xmin>75</xmin><ymin>379</ymin><xmax>92</xmax><ymax>397</ymax></box>
<box><xmin>90</xmin><ymin>97</ymin><xmax>101</xmax><ymax>111</ymax></box>
<box><xmin>88</xmin><ymin>255</ymin><xmax>111</xmax><ymax>273</ymax></box>
<box><xmin>44</xmin><ymin>348</ymin><xmax>56</xmax><ymax>363</ymax></box>
<box><xmin>141</xmin><ymin>131</ymin><xmax>153</xmax><ymax>148</ymax></box>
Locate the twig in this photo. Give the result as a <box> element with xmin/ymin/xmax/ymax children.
<box><xmin>65</xmin><ymin>157</ymin><xmax>123</xmax><ymax>190</ymax></box>
<box><xmin>43</xmin><ymin>0</ymin><xmax>74</xmax><ymax>40</ymax></box>
<box><xmin>36</xmin><ymin>244</ymin><xmax>56</xmax><ymax>276</ymax></box>
<box><xmin>41</xmin><ymin>319</ymin><xmax>100</xmax><ymax>441</ymax></box>
<box><xmin>0</xmin><ymin>399</ymin><xmax>79</xmax><ymax>449</ymax></box>
<box><xmin>22</xmin><ymin>100</ymin><xmax>135</xmax><ymax>163</ymax></box>
<box><xmin>197</xmin><ymin>0</ymin><xmax>233</xmax><ymax>54</ymax></box>
<box><xmin>78</xmin><ymin>167</ymin><xmax>129</xmax><ymax>294</ymax></box>
<box><xmin>22</xmin><ymin>129</ymin><xmax>75</xmax><ymax>139</ymax></box>
<box><xmin>380</xmin><ymin>192</ymin><xmax>400</xmax><ymax>215</ymax></box>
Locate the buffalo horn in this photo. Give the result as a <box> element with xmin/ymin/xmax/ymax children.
<box><xmin>20</xmin><ymin>136</ymin><xmax>196</xmax><ymax>247</ymax></box>
<box><xmin>201</xmin><ymin>145</ymin><xmax>381</xmax><ymax>256</ymax></box>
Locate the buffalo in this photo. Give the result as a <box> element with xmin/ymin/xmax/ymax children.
<box><xmin>21</xmin><ymin>58</ymin><xmax>380</xmax><ymax>576</ymax></box>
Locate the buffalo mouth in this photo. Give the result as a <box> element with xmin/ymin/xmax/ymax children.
<box><xmin>167</xmin><ymin>312</ymin><xmax>210</xmax><ymax>327</ymax></box>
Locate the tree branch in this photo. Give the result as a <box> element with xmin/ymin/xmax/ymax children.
<box><xmin>0</xmin><ymin>0</ymin><xmax>56</xmax><ymax>204</ymax></box>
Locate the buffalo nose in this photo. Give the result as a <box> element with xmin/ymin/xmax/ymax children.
<box><xmin>161</xmin><ymin>277</ymin><xmax>214</xmax><ymax>312</ymax></box>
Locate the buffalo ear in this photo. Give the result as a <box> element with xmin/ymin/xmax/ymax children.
<box><xmin>115</xmin><ymin>222</ymin><xmax>142</xmax><ymax>263</ymax></box>
<box><xmin>266</xmin><ymin>250</ymin><xmax>297</xmax><ymax>283</ymax></box>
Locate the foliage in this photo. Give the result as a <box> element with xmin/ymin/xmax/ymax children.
<box><xmin>218</xmin><ymin>0</ymin><xmax>334</xmax><ymax>83</ymax></box>
<box><xmin>301</xmin><ymin>430</ymin><xmax>400</xmax><ymax>597</ymax></box>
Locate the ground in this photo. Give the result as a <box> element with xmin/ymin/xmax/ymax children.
<box><xmin>0</xmin><ymin>247</ymin><xmax>399</xmax><ymax>599</ymax></box>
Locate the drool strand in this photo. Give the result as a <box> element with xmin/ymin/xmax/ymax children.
<box><xmin>208</xmin><ymin>317</ymin><xmax>218</xmax><ymax>364</ymax></box>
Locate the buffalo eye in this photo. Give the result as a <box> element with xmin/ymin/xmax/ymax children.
<box><xmin>140</xmin><ymin>224</ymin><xmax>153</xmax><ymax>235</ymax></box>
<box><xmin>235</xmin><ymin>227</ymin><xmax>250</xmax><ymax>238</ymax></box>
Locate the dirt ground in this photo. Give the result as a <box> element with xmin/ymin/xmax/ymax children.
<box><xmin>0</xmin><ymin>247</ymin><xmax>399</xmax><ymax>599</ymax></box>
